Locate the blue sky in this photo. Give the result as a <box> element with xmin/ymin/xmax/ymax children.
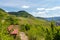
<box><xmin>0</xmin><ymin>0</ymin><xmax>60</xmax><ymax>18</ymax></box>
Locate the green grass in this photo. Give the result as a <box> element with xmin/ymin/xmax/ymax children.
<box><xmin>0</xmin><ymin>8</ymin><xmax>60</xmax><ymax>40</ymax></box>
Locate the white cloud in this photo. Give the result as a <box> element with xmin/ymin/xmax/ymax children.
<box><xmin>53</xmin><ymin>6</ymin><xmax>60</xmax><ymax>10</ymax></box>
<box><xmin>46</xmin><ymin>8</ymin><xmax>55</xmax><ymax>10</ymax></box>
<box><xmin>21</xmin><ymin>5</ymin><xmax>30</xmax><ymax>9</ymax></box>
<box><xmin>31</xmin><ymin>11</ymin><xmax>47</xmax><ymax>17</ymax></box>
<box><xmin>33</xmin><ymin>6</ymin><xmax>60</xmax><ymax>17</ymax></box>
<box><xmin>37</xmin><ymin>11</ymin><xmax>46</xmax><ymax>14</ymax></box>
<box><xmin>31</xmin><ymin>11</ymin><xmax>60</xmax><ymax>18</ymax></box>
<box><xmin>32</xmin><ymin>11</ymin><xmax>46</xmax><ymax>15</ymax></box>
<box><xmin>37</xmin><ymin>8</ymin><xmax>45</xmax><ymax>10</ymax></box>
<box><xmin>0</xmin><ymin>0</ymin><xmax>30</xmax><ymax>8</ymax></box>
<box><xmin>37</xmin><ymin>6</ymin><xmax>60</xmax><ymax>11</ymax></box>
<box><xmin>46</xmin><ymin>6</ymin><xmax>60</xmax><ymax>11</ymax></box>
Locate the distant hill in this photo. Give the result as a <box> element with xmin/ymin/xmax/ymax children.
<box><xmin>45</xmin><ymin>17</ymin><xmax>60</xmax><ymax>21</ymax></box>
<box><xmin>36</xmin><ymin>17</ymin><xmax>45</xmax><ymax>20</ymax></box>
<box><xmin>36</xmin><ymin>17</ymin><xmax>60</xmax><ymax>26</ymax></box>
<box><xmin>45</xmin><ymin>17</ymin><xmax>60</xmax><ymax>26</ymax></box>
<box><xmin>36</xmin><ymin>17</ymin><xmax>60</xmax><ymax>21</ymax></box>
<box><xmin>8</xmin><ymin>11</ymin><xmax>34</xmax><ymax>18</ymax></box>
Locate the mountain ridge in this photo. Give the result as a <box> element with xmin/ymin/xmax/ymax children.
<box><xmin>8</xmin><ymin>10</ymin><xmax>34</xmax><ymax>18</ymax></box>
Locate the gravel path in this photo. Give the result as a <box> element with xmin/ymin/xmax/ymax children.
<box><xmin>19</xmin><ymin>32</ymin><xmax>28</xmax><ymax>40</ymax></box>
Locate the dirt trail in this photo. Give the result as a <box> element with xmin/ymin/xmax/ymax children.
<box><xmin>19</xmin><ymin>32</ymin><xmax>28</xmax><ymax>40</ymax></box>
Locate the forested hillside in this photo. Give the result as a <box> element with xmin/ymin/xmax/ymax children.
<box><xmin>0</xmin><ymin>8</ymin><xmax>60</xmax><ymax>40</ymax></box>
<box><xmin>8</xmin><ymin>11</ymin><xmax>34</xmax><ymax>18</ymax></box>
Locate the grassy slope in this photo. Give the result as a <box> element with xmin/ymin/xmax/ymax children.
<box><xmin>1</xmin><ymin>8</ymin><xmax>57</xmax><ymax>40</ymax></box>
<box><xmin>18</xmin><ymin>17</ymin><xmax>50</xmax><ymax>26</ymax></box>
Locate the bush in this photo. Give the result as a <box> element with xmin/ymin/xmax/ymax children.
<box><xmin>20</xmin><ymin>24</ymin><xmax>30</xmax><ymax>32</ymax></box>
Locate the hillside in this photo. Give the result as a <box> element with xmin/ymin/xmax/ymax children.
<box><xmin>8</xmin><ymin>11</ymin><xmax>34</xmax><ymax>18</ymax></box>
<box><xmin>0</xmin><ymin>8</ymin><xmax>60</xmax><ymax>40</ymax></box>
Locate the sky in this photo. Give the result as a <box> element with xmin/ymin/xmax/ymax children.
<box><xmin>0</xmin><ymin>0</ymin><xmax>60</xmax><ymax>18</ymax></box>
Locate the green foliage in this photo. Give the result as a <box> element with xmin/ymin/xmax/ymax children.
<box><xmin>8</xmin><ymin>11</ymin><xmax>34</xmax><ymax>18</ymax></box>
<box><xmin>20</xmin><ymin>24</ymin><xmax>30</xmax><ymax>32</ymax></box>
<box><xmin>6</xmin><ymin>15</ymin><xmax>20</xmax><ymax>25</ymax></box>
<box><xmin>53</xmin><ymin>30</ymin><xmax>60</xmax><ymax>40</ymax></box>
<box><xmin>0</xmin><ymin>21</ymin><xmax>14</xmax><ymax>40</ymax></box>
